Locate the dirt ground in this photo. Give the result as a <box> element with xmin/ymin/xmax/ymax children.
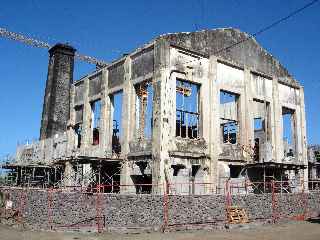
<box><xmin>1</xmin><ymin>221</ymin><xmax>320</xmax><ymax>240</ymax></box>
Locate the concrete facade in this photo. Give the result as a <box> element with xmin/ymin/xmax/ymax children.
<box><xmin>5</xmin><ymin>28</ymin><xmax>308</xmax><ymax>193</ymax></box>
<box><xmin>308</xmin><ymin>145</ymin><xmax>320</xmax><ymax>180</ymax></box>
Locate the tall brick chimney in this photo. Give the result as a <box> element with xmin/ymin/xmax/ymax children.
<box><xmin>40</xmin><ymin>43</ymin><xmax>76</xmax><ymax>140</ymax></box>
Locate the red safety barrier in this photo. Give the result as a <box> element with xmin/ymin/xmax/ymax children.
<box><xmin>96</xmin><ymin>184</ymin><xmax>103</xmax><ymax>233</ymax></box>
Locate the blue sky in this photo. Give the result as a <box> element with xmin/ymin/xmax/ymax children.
<box><xmin>0</xmin><ymin>0</ymin><xmax>319</xmax><ymax>157</ymax></box>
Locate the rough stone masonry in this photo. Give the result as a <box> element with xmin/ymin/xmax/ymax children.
<box><xmin>2</xmin><ymin>188</ymin><xmax>320</xmax><ymax>232</ymax></box>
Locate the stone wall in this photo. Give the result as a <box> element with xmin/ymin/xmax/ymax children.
<box><xmin>2</xmin><ymin>188</ymin><xmax>320</xmax><ymax>232</ymax></box>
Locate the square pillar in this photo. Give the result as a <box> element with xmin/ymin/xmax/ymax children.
<box><xmin>299</xmin><ymin>87</ymin><xmax>308</xmax><ymax>185</ymax></box>
<box><xmin>81</xmin><ymin>78</ymin><xmax>91</xmax><ymax>150</ymax></box>
<box><xmin>272</xmin><ymin>78</ymin><xmax>283</xmax><ymax>163</ymax></box>
<box><xmin>151</xmin><ymin>39</ymin><xmax>171</xmax><ymax>194</ymax></box>
<box><xmin>208</xmin><ymin>56</ymin><xmax>219</xmax><ymax>191</ymax></box>
<box><xmin>243</xmin><ymin>68</ymin><xmax>254</xmax><ymax>157</ymax></box>
<box><xmin>120</xmin><ymin>57</ymin><xmax>136</xmax><ymax>192</ymax></box>
<box><xmin>99</xmin><ymin>68</ymin><xmax>112</xmax><ymax>153</ymax></box>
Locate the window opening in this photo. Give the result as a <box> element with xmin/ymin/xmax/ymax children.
<box><xmin>176</xmin><ymin>79</ymin><xmax>200</xmax><ymax>139</ymax></box>
<box><xmin>254</xmin><ymin>118</ymin><xmax>263</xmax><ymax>130</ymax></box>
<box><xmin>74</xmin><ymin>124</ymin><xmax>82</xmax><ymax>148</ymax></box>
<box><xmin>253</xmin><ymin>138</ymin><xmax>260</xmax><ymax>162</ymax></box>
<box><xmin>220</xmin><ymin>90</ymin><xmax>239</xmax><ymax>144</ymax></box>
<box><xmin>74</xmin><ymin>105</ymin><xmax>83</xmax><ymax>148</ymax></box>
<box><xmin>230</xmin><ymin>165</ymin><xmax>242</xmax><ymax>178</ymax></box>
<box><xmin>282</xmin><ymin>107</ymin><xmax>296</xmax><ymax>157</ymax></box>
<box><xmin>135</xmin><ymin>80</ymin><xmax>153</xmax><ymax>140</ymax></box>
<box><xmin>91</xmin><ymin>100</ymin><xmax>101</xmax><ymax>145</ymax></box>
<box><xmin>222</xmin><ymin>122</ymin><xmax>237</xmax><ymax>144</ymax></box>
<box><xmin>111</xmin><ymin>91</ymin><xmax>123</xmax><ymax>154</ymax></box>
<box><xmin>253</xmin><ymin>100</ymin><xmax>271</xmax><ymax>162</ymax></box>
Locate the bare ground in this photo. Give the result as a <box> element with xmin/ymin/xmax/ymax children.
<box><xmin>1</xmin><ymin>221</ymin><xmax>320</xmax><ymax>240</ymax></box>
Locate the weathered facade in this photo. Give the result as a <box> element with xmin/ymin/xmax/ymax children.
<box><xmin>3</xmin><ymin>28</ymin><xmax>308</xmax><ymax>193</ymax></box>
<box><xmin>308</xmin><ymin>145</ymin><xmax>320</xmax><ymax>180</ymax></box>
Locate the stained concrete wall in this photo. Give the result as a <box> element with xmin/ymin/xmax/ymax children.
<box><xmin>131</xmin><ymin>47</ymin><xmax>154</xmax><ymax>80</ymax></box>
<box><xmin>108</xmin><ymin>61</ymin><xmax>125</xmax><ymax>89</ymax></box>
<box><xmin>3</xmin><ymin>188</ymin><xmax>320</xmax><ymax>232</ymax></box>
<box><xmin>162</xmin><ymin>29</ymin><xmax>299</xmax><ymax>87</ymax></box>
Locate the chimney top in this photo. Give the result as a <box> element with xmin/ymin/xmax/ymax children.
<box><xmin>49</xmin><ymin>43</ymin><xmax>76</xmax><ymax>56</ymax></box>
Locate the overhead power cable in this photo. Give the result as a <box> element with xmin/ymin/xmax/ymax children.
<box><xmin>1</xmin><ymin>0</ymin><xmax>318</xmax><ymax>68</ymax></box>
<box><xmin>0</xmin><ymin>27</ymin><xmax>107</xmax><ymax>66</ymax></box>
<box><xmin>214</xmin><ymin>0</ymin><xmax>320</xmax><ymax>55</ymax></box>
<box><xmin>173</xmin><ymin>0</ymin><xmax>320</xmax><ymax>68</ymax></box>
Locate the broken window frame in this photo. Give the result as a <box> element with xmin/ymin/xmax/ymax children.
<box><xmin>175</xmin><ymin>79</ymin><xmax>200</xmax><ymax>139</ymax></box>
<box><xmin>74</xmin><ymin>105</ymin><xmax>83</xmax><ymax>148</ymax></box>
<box><xmin>252</xmin><ymin>99</ymin><xmax>272</xmax><ymax>161</ymax></box>
<box><xmin>91</xmin><ymin>99</ymin><xmax>102</xmax><ymax>146</ymax></box>
<box><xmin>221</xmin><ymin>121</ymin><xmax>238</xmax><ymax>144</ymax></box>
<box><xmin>220</xmin><ymin>90</ymin><xmax>239</xmax><ymax>145</ymax></box>
<box><xmin>253</xmin><ymin>99</ymin><xmax>271</xmax><ymax>139</ymax></box>
<box><xmin>282</xmin><ymin>107</ymin><xmax>296</xmax><ymax>158</ymax></box>
<box><xmin>134</xmin><ymin>79</ymin><xmax>153</xmax><ymax>140</ymax></box>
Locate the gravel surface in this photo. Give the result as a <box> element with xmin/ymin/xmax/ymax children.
<box><xmin>1</xmin><ymin>221</ymin><xmax>320</xmax><ymax>240</ymax></box>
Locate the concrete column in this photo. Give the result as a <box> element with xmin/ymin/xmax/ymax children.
<box><xmin>272</xmin><ymin>79</ymin><xmax>283</xmax><ymax>162</ymax></box>
<box><xmin>82</xmin><ymin>163</ymin><xmax>92</xmax><ymax>187</ymax></box>
<box><xmin>120</xmin><ymin>57</ymin><xmax>135</xmax><ymax>192</ymax></box>
<box><xmin>243</xmin><ymin>68</ymin><xmax>254</xmax><ymax>156</ymax></box>
<box><xmin>199</xmin><ymin>61</ymin><xmax>210</xmax><ymax>144</ymax></box>
<box><xmin>66</xmin><ymin>84</ymin><xmax>76</xmax><ymax>156</ymax></box>
<box><xmin>121</xmin><ymin>57</ymin><xmax>135</xmax><ymax>155</ymax></box>
<box><xmin>208</xmin><ymin>56</ymin><xmax>219</xmax><ymax>190</ymax></box>
<box><xmin>238</xmin><ymin>69</ymin><xmax>250</xmax><ymax>148</ymax></box>
<box><xmin>299</xmin><ymin>87</ymin><xmax>308</xmax><ymax>185</ymax></box>
<box><xmin>268</xmin><ymin>77</ymin><xmax>276</xmax><ymax>162</ymax></box>
<box><xmin>152</xmin><ymin>39</ymin><xmax>171</xmax><ymax>194</ymax></box>
<box><xmin>197</xmin><ymin>59</ymin><xmax>211</xmax><ymax>188</ymax></box>
<box><xmin>99</xmin><ymin>68</ymin><xmax>111</xmax><ymax>153</ymax></box>
<box><xmin>311</xmin><ymin>167</ymin><xmax>316</xmax><ymax>179</ymax></box>
<box><xmin>81</xmin><ymin>78</ymin><xmax>91</xmax><ymax>150</ymax></box>
<box><xmin>64</xmin><ymin>161</ymin><xmax>75</xmax><ymax>187</ymax></box>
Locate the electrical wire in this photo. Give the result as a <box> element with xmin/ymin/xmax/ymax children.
<box><xmin>214</xmin><ymin>0</ymin><xmax>320</xmax><ymax>55</ymax></box>
<box><xmin>173</xmin><ymin>0</ymin><xmax>320</xmax><ymax>67</ymax></box>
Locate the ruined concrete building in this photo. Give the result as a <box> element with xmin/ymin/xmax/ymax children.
<box><xmin>2</xmin><ymin>28</ymin><xmax>308</xmax><ymax>193</ymax></box>
<box><xmin>308</xmin><ymin>145</ymin><xmax>320</xmax><ymax>180</ymax></box>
